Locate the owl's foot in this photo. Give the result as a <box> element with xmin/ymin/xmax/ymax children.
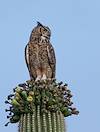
<box><xmin>41</xmin><ymin>74</ymin><xmax>47</xmax><ymax>80</ymax></box>
<box><xmin>35</xmin><ymin>75</ymin><xmax>41</xmax><ymax>82</ymax></box>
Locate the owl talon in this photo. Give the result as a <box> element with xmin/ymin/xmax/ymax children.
<box><xmin>41</xmin><ymin>74</ymin><xmax>47</xmax><ymax>80</ymax></box>
<box><xmin>35</xmin><ymin>76</ymin><xmax>41</xmax><ymax>82</ymax></box>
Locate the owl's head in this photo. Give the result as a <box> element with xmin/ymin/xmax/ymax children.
<box><xmin>36</xmin><ymin>22</ymin><xmax>51</xmax><ymax>40</ymax></box>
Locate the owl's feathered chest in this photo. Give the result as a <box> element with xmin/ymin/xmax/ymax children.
<box><xmin>28</xmin><ymin>41</ymin><xmax>50</xmax><ymax>57</ymax></box>
<box><xmin>27</xmin><ymin>42</ymin><xmax>50</xmax><ymax>67</ymax></box>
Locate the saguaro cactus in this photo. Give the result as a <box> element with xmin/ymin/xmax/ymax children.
<box><xmin>5</xmin><ymin>79</ymin><xmax>79</xmax><ymax>132</ymax></box>
<box><xmin>18</xmin><ymin>107</ymin><xmax>65</xmax><ymax>132</ymax></box>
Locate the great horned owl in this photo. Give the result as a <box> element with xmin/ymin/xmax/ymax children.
<box><xmin>25</xmin><ymin>22</ymin><xmax>56</xmax><ymax>81</ymax></box>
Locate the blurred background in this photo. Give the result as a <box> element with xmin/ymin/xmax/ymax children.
<box><xmin>0</xmin><ymin>0</ymin><xmax>100</xmax><ymax>132</ymax></box>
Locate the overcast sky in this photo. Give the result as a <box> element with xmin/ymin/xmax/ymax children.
<box><xmin>0</xmin><ymin>0</ymin><xmax>100</xmax><ymax>132</ymax></box>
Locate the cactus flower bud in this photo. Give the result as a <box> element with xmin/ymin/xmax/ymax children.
<box><xmin>21</xmin><ymin>91</ymin><xmax>27</xmax><ymax>100</ymax></box>
<box><xmin>11</xmin><ymin>99</ymin><xmax>20</xmax><ymax>106</ymax></box>
<box><xmin>29</xmin><ymin>91</ymin><xmax>34</xmax><ymax>96</ymax></box>
<box><xmin>27</xmin><ymin>96</ymin><xmax>33</xmax><ymax>102</ymax></box>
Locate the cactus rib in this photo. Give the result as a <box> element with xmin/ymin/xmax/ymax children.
<box><xmin>37</xmin><ymin>105</ymin><xmax>41</xmax><ymax>132</ymax></box>
<box><xmin>19</xmin><ymin>114</ymin><xmax>23</xmax><ymax>132</ymax></box>
<box><xmin>48</xmin><ymin>111</ymin><xmax>52</xmax><ymax>132</ymax></box>
<box><xmin>31</xmin><ymin>106</ymin><xmax>36</xmax><ymax>132</ymax></box>
<box><xmin>52</xmin><ymin>112</ymin><xmax>57</xmax><ymax>132</ymax></box>
<box><xmin>27</xmin><ymin>113</ymin><xmax>31</xmax><ymax>132</ymax></box>
<box><xmin>56</xmin><ymin>111</ymin><xmax>61</xmax><ymax>132</ymax></box>
<box><xmin>22</xmin><ymin>114</ymin><xmax>26</xmax><ymax>132</ymax></box>
<box><xmin>60</xmin><ymin>112</ymin><xmax>65</xmax><ymax>132</ymax></box>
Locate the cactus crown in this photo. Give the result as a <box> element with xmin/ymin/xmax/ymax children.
<box><xmin>5</xmin><ymin>79</ymin><xmax>79</xmax><ymax>126</ymax></box>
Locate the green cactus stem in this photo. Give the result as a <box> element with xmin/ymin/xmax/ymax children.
<box><xmin>18</xmin><ymin>109</ymin><xmax>66</xmax><ymax>132</ymax></box>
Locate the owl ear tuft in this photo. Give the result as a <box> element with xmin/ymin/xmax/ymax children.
<box><xmin>37</xmin><ymin>21</ymin><xmax>44</xmax><ymax>28</ymax></box>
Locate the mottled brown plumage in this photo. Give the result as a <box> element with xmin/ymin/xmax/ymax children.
<box><xmin>25</xmin><ymin>22</ymin><xmax>56</xmax><ymax>81</ymax></box>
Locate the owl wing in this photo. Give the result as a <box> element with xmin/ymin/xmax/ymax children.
<box><xmin>47</xmin><ymin>43</ymin><xmax>56</xmax><ymax>78</ymax></box>
<box><xmin>25</xmin><ymin>43</ymin><xmax>30</xmax><ymax>74</ymax></box>
<box><xmin>25</xmin><ymin>43</ymin><xmax>35</xmax><ymax>80</ymax></box>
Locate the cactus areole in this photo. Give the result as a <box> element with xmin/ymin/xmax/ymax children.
<box><xmin>5</xmin><ymin>79</ymin><xmax>79</xmax><ymax>131</ymax></box>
